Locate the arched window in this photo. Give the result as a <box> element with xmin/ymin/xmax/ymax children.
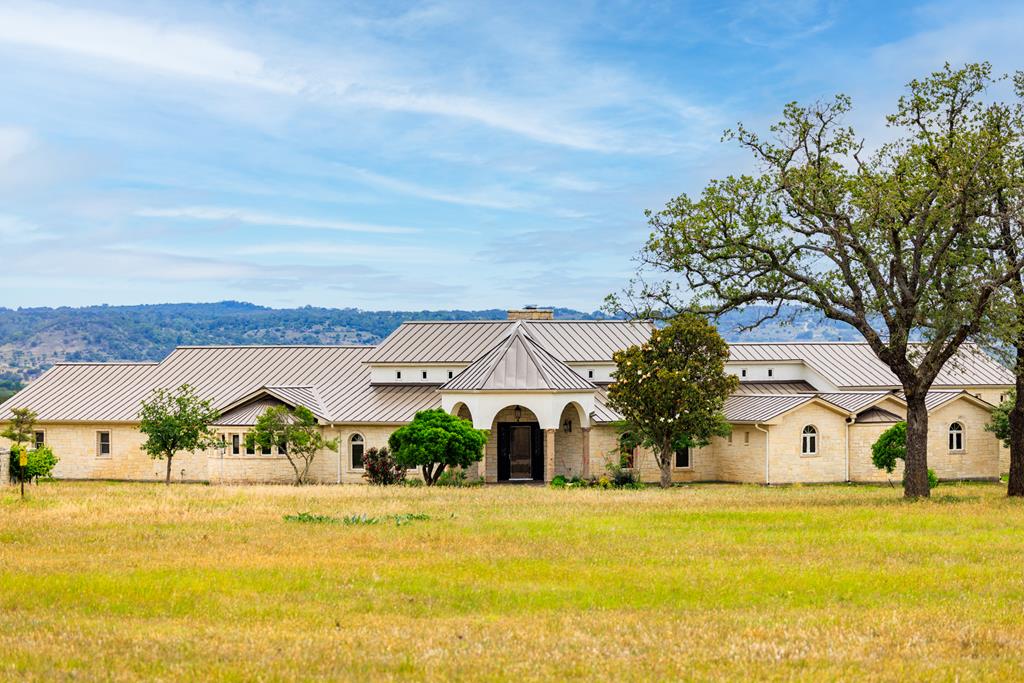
<box><xmin>674</xmin><ymin>446</ymin><xmax>690</xmax><ymax>469</ymax></box>
<box><xmin>949</xmin><ymin>422</ymin><xmax>964</xmax><ymax>451</ymax></box>
<box><xmin>350</xmin><ymin>433</ymin><xmax>365</xmax><ymax>469</ymax></box>
<box><xmin>801</xmin><ymin>425</ymin><xmax>818</xmax><ymax>455</ymax></box>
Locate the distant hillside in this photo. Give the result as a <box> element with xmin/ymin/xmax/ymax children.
<box><xmin>0</xmin><ymin>301</ymin><xmax>857</xmax><ymax>390</ymax></box>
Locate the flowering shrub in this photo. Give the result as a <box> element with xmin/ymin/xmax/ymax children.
<box><xmin>361</xmin><ymin>446</ymin><xmax>406</xmax><ymax>486</ymax></box>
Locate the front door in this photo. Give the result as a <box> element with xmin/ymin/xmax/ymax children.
<box><xmin>497</xmin><ymin>422</ymin><xmax>544</xmax><ymax>481</ymax></box>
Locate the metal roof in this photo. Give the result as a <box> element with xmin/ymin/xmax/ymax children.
<box><xmin>0</xmin><ymin>346</ymin><xmax>440</xmax><ymax>424</ymax></box>
<box><xmin>728</xmin><ymin>342</ymin><xmax>1013</xmax><ymax>388</ymax></box>
<box><xmin>733</xmin><ymin>380</ymin><xmax>818</xmax><ymax>395</ymax></box>
<box><xmin>813</xmin><ymin>392</ymin><xmax>896</xmax><ymax>413</ymax></box>
<box><xmin>213</xmin><ymin>398</ymin><xmax>284</xmax><ymax>426</ymax></box>
<box><xmin>723</xmin><ymin>394</ymin><xmax>818</xmax><ymax>423</ymax></box>
<box><xmin>365</xmin><ymin>319</ymin><xmax>654</xmax><ymax>364</ymax></box>
<box><xmin>855</xmin><ymin>406</ymin><xmax>903</xmax><ymax>424</ymax></box>
<box><xmin>442</xmin><ymin>323</ymin><xmax>596</xmax><ymax>392</ymax></box>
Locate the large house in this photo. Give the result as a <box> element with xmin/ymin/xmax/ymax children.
<box><xmin>0</xmin><ymin>309</ymin><xmax>1014</xmax><ymax>485</ymax></box>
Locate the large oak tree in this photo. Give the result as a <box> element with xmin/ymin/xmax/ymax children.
<box><xmin>612</xmin><ymin>63</ymin><xmax>1024</xmax><ymax>497</ymax></box>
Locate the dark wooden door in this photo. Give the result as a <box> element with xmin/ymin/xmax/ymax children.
<box><xmin>498</xmin><ymin>422</ymin><xmax>542</xmax><ymax>481</ymax></box>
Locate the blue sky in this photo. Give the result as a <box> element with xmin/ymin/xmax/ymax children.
<box><xmin>1</xmin><ymin>0</ymin><xmax>1022</xmax><ymax>311</ymax></box>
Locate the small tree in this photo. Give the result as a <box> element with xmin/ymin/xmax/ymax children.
<box><xmin>987</xmin><ymin>391</ymin><xmax>1016</xmax><ymax>450</ymax></box>
<box><xmin>605</xmin><ymin>314</ymin><xmax>738</xmax><ymax>488</ymax></box>
<box><xmin>362</xmin><ymin>446</ymin><xmax>406</xmax><ymax>485</ymax></box>
<box><xmin>245</xmin><ymin>405</ymin><xmax>336</xmax><ymax>486</ymax></box>
<box><xmin>388</xmin><ymin>409</ymin><xmax>487</xmax><ymax>486</ymax></box>
<box><xmin>139</xmin><ymin>384</ymin><xmax>220</xmax><ymax>484</ymax></box>
<box><xmin>871</xmin><ymin>422</ymin><xmax>908</xmax><ymax>474</ymax></box>
<box><xmin>9</xmin><ymin>444</ymin><xmax>58</xmax><ymax>484</ymax></box>
<box><xmin>1</xmin><ymin>407</ymin><xmax>37</xmax><ymax>451</ymax></box>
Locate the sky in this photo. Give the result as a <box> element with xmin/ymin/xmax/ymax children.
<box><xmin>1</xmin><ymin>0</ymin><xmax>1023</xmax><ymax>312</ymax></box>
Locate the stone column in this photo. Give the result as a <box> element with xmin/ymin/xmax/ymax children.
<box><xmin>581</xmin><ymin>427</ymin><xmax>591</xmax><ymax>479</ymax></box>
<box><xmin>544</xmin><ymin>428</ymin><xmax>556</xmax><ymax>483</ymax></box>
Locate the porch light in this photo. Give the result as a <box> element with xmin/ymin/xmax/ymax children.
<box><xmin>562</xmin><ymin>419</ymin><xmax>572</xmax><ymax>433</ymax></box>
<box><xmin>514</xmin><ymin>405</ymin><xmax>522</xmax><ymax>421</ymax></box>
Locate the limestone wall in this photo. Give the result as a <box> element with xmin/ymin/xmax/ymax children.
<box><xmin>766</xmin><ymin>404</ymin><xmax>849</xmax><ymax>484</ymax></box>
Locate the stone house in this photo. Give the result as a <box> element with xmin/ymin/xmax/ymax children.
<box><xmin>0</xmin><ymin>309</ymin><xmax>1014</xmax><ymax>485</ymax></box>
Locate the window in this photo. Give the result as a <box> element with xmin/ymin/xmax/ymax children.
<box><xmin>97</xmin><ymin>431</ymin><xmax>110</xmax><ymax>457</ymax></box>
<box><xmin>448</xmin><ymin>371</ymin><xmax>454</xmax><ymax>379</ymax></box>
<box><xmin>801</xmin><ymin>425</ymin><xmax>818</xmax><ymax>455</ymax></box>
<box><xmin>245</xmin><ymin>437</ymin><xmax>255</xmax><ymax>455</ymax></box>
<box><xmin>727</xmin><ymin>433</ymin><xmax>733</xmax><ymax>445</ymax></box>
<box><xmin>218</xmin><ymin>434</ymin><xmax>227</xmax><ymax>453</ymax></box>
<box><xmin>276</xmin><ymin>437</ymin><xmax>287</xmax><ymax>455</ymax></box>
<box><xmin>588</xmin><ymin>369</ymin><xmax>594</xmax><ymax>379</ymax></box>
<box><xmin>741</xmin><ymin>369</ymin><xmax>747</xmax><ymax>378</ymax></box>
<box><xmin>231</xmin><ymin>434</ymin><xmax>240</xmax><ymax>456</ymax></box>
<box><xmin>949</xmin><ymin>422</ymin><xmax>964</xmax><ymax>451</ymax></box>
<box><xmin>351</xmin><ymin>433</ymin><xmax>365</xmax><ymax>469</ymax></box>
<box><xmin>767</xmin><ymin>368</ymin><xmax>774</xmax><ymax>378</ymax></box>
<box><xmin>34</xmin><ymin>431</ymin><xmax>45</xmax><ymax>449</ymax></box>
<box><xmin>261</xmin><ymin>441</ymin><xmax>272</xmax><ymax>455</ymax></box>
<box><xmin>675</xmin><ymin>446</ymin><xmax>691</xmax><ymax>469</ymax></box>
<box><xmin>396</xmin><ymin>370</ymin><xmax>402</xmax><ymax>380</ymax></box>
<box><xmin>744</xmin><ymin>431</ymin><xmax>750</xmax><ymax>446</ymax></box>
<box><xmin>618</xmin><ymin>433</ymin><xmax>636</xmax><ymax>468</ymax></box>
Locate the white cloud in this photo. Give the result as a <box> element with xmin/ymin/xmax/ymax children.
<box><xmin>0</xmin><ymin>126</ymin><xmax>33</xmax><ymax>165</ymax></box>
<box><xmin>136</xmin><ymin>206</ymin><xmax>419</xmax><ymax>234</ymax></box>
<box><xmin>0</xmin><ymin>2</ymin><xmax>301</xmax><ymax>93</ymax></box>
<box><xmin>0</xmin><ymin>2</ymin><xmax>713</xmax><ymax>153</ymax></box>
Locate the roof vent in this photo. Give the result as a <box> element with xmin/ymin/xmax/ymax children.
<box><xmin>508</xmin><ymin>307</ymin><xmax>553</xmax><ymax>321</ymax></box>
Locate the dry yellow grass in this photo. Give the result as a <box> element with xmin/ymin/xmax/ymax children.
<box><xmin>2</xmin><ymin>481</ymin><xmax>1024</xmax><ymax>681</ymax></box>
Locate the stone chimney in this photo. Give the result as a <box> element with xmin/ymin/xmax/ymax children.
<box><xmin>507</xmin><ymin>305</ymin><xmax>553</xmax><ymax>321</ymax></box>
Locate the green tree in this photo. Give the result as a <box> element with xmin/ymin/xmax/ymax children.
<box><xmin>388</xmin><ymin>409</ymin><xmax>487</xmax><ymax>486</ymax></box>
<box><xmin>244</xmin><ymin>405</ymin><xmax>336</xmax><ymax>486</ymax></box>
<box><xmin>611</xmin><ymin>63</ymin><xmax>1024</xmax><ymax>498</ymax></box>
<box><xmin>139</xmin><ymin>384</ymin><xmax>220</xmax><ymax>484</ymax></box>
<box><xmin>1</xmin><ymin>407</ymin><xmax>37</xmax><ymax>450</ymax></box>
<box><xmin>987</xmin><ymin>391</ymin><xmax>1016</xmax><ymax>450</ymax></box>
<box><xmin>871</xmin><ymin>422</ymin><xmax>908</xmax><ymax>474</ymax></box>
<box><xmin>605</xmin><ymin>315</ymin><xmax>738</xmax><ymax>488</ymax></box>
<box><xmin>9</xmin><ymin>444</ymin><xmax>58</xmax><ymax>483</ymax></box>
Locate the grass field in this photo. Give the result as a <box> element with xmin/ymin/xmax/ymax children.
<box><xmin>2</xmin><ymin>481</ymin><xmax>1024</xmax><ymax>681</ymax></box>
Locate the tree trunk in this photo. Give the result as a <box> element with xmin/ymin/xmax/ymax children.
<box><xmin>431</xmin><ymin>463</ymin><xmax>446</xmax><ymax>485</ymax></box>
<box><xmin>657</xmin><ymin>438</ymin><xmax>672</xmax><ymax>489</ymax></box>
<box><xmin>165</xmin><ymin>454</ymin><xmax>174</xmax><ymax>485</ymax></box>
<box><xmin>903</xmin><ymin>392</ymin><xmax>931</xmax><ymax>498</ymax></box>
<box><xmin>422</xmin><ymin>464</ymin><xmax>434</xmax><ymax>486</ymax></box>
<box><xmin>286</xmin><ymin>455</ymin><xmax>302</xmax><ymax>486</ymax></box>
<box><xmin>1008</xmin><ymin>344</ymin><xmax>1024</xmax><ymax>497</ymax></box>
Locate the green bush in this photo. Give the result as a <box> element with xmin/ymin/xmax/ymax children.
<box><xmin>9</xmin><ymin>444</ymin><xmax>59</xmax><ymax>483</ymax></box>
<box><xmin>435</xmin><ymin>468</ymin><xmax>481</xmax><ymax>487</ymax></box>
<box><xmin>928</xmin><ymin>469</ymin><xmax>939</xmax><ymax>490</ymax></box>
<box><xmin>284</xmin><ymin>512</ymin><xmax>339</xmax><ymax>524</ymax></box>
<box><xmin>871</xmin><ymin>422</ymin><xmax>906</xmax><ymax>474</ymax></box>
<box><xmin>550</xmin><ymin>475</ymin><xmax>568</xmax><ymax>488</ymax></box>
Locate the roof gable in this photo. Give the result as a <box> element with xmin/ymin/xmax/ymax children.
<box><xmin>442</xmin><ymin>323</ymin><xmax>596</xmax><ymax>391</ymax></box>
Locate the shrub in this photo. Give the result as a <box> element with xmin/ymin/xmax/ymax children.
<box><xmin>550</xmin><ymin>475</ymin><xmax>568</xmax><ymax>488</ymax></box>
<box><xmin>361</xmin><ymin>446</ymin><xmax>406</xmax><ymax>486</ymax></box>
<box><xmin>435</xmin><ymin>468</ymin><xmax>481</xmax><ymax>487</ymax></box>
<box><xmin>605</xmin><ymin>458</ymin><xmax>639</xmax><ymax>487</ymax></box>
<box><xmin>284</xmin><ymin>512</ymin><xmax>339</xmax><ymax>524</ymax></box>
<box><xmin>928</xmin><ymin>469</ymin><xmax>939</xmax><ymax>490</ymax></box>
<box><xmin>871</xmin><ymin>422</ymin><xmax>907</xmax><ymax>474</ymax></box>
<box><xmin>9</xmin><ymin>444</ymin><xmax>59</xmax><ymax>483</ymax></box>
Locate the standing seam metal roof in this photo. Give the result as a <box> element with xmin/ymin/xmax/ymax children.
<box><xmin>728</xmin><ymin>343</ymin><xmax>1013</xmax><ymax>387</ymax></box>
<box><xmin>442</xmin><ymin>323</ymin><xmax>596</xmax><ymax>392</ymax></box>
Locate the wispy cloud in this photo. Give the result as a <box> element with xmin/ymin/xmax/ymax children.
<box><xmin>136</xmin><ymin>206</ymin><xmax>419</xmax><ymax>235</ymax></box>
<box><xmin>334</xmin><ymin>164</ymin><xmax>538</xmax><ymax>210</ymax></box>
